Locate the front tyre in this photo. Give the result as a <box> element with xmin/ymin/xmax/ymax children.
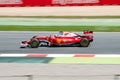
<box><xmin>80</xmin><ymin>38</ymin><xmax>89</xmax><ymax>47</ymax></box>
<box><xmin>29</xmin><ymin>39</ymin><xmax>39</xmax><ymax>48</ymax></box>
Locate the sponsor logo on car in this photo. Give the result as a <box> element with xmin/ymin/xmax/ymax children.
<box><xmin>57</xmin><ymin>39</ymin><xmax>61</xmax><ymax>44</ymax></box>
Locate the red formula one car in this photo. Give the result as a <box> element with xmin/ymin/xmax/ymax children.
<box><xmin>20</xmin><ymin>30</ymin><xmax>93</xmax><ymax>48</ymax></box>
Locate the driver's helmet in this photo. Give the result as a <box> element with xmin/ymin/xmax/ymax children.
<box><xmin>59</xmin><ymin>31</ymin><xmax>63</xmax><ymax>35</ymax></box>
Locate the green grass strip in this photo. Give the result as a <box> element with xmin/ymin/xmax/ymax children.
<box><xmin>0</xmin><ymin>25</ymin><xmax>120</xmax><ymax>32</ymax></box>
<box><xmin>0</xmin><ymin>57</ymin><xmax>53</xmax><ymax>63</ymax></box>
<box><xmin>49</xmin><ymin>57</ymin><xmax>120</xmax><ymax>64</ymax></box>
<box><xmin>1</xmin><ymin>16</ymin><xmax>120</xmax><ymax>19</ymax></box>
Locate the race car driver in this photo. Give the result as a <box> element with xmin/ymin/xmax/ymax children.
<box><xmin>58</xmin><ymin>31</ymin><xmax>78</xmax><ymax>37</ymax></box>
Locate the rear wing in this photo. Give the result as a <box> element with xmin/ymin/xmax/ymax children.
<box><xmin>83</xmin><ymin>30</ymin><xmax>93</xmax><ymax>41</ymax></box>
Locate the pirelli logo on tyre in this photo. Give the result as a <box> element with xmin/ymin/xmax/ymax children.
<box><xmin>0</xmin><ymin>0</ymin><xmax>23</xmax><ymax>4</ymax></box>
<box><xmin>52</xmin><ymin>0</ymin><xmax>99</xmax><ymax>5</ymax></box>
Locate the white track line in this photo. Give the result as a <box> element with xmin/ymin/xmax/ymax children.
<box><xmin>0</xmin><ymin>53</ymin><xmax>120</xmax><ymax>58</ymax></box>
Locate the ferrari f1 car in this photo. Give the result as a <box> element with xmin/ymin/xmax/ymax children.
<box><xmin>20</xmin><ymin>30</ymin><xmax>93</xmax><ymax>48</ymax></box>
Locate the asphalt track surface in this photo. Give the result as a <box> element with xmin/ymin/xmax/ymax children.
<box><xmin>0</xmin><ymin>64</ymin><xmax>120</xmax><ymax>80</ymax></box>
<box><xmin>0</xmin><ymin>32</ymin><xmax>120</xmax><ymax>54</ymax></box>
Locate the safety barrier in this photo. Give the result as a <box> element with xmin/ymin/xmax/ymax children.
<box><xmin>0</xmin><ymin>0</ymin><xmax>120</xmax><ymax>6</ymax></box>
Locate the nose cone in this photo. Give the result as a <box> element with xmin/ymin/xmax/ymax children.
<box><xmin>20</xmin><ymin>41</ymin><xmax>28</xmax><ymax>48</ymax></box>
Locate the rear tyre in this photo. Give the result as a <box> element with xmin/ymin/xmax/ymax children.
<box><xmin>29</xmin><ymin>39</ymin><xmax>39</xmax><ymax>48</ymax></box>
<box><xmin>80</xmin><ymin>38</ymin><xmax>89</xmax><ymax>47</ymax></box>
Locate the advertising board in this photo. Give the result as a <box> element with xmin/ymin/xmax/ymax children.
<box><xmin>0</xmin><ymin>0</ymin><xmax>119</xmax><ymax>6</ymax></box>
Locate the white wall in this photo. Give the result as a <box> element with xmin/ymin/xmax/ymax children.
<box><xmin>0</xmin><ymin>6</ymin><xmax>120</xmax><ymax>16</ymax></box>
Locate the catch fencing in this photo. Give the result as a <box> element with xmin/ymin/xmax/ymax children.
<box><xmin>0</xmin><ymin>0</ymin><xmax>120</xmax><ymax>6</ymax></box>
<box><xmin>0</xmin><ymin>74</ymin><xmax>120</xmax><ymax>80</ymax></box>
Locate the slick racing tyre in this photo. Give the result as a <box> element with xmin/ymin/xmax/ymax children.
<box><xmin>80</xmin><ymin>38</ymin><xmax>89</xmax><ymax>47</ymax></box>
<box><xmin>29</xmin><ymin>39</ymin><xmax>39</xmax><ymax>48</ymax></box>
